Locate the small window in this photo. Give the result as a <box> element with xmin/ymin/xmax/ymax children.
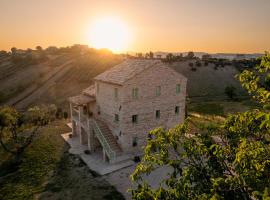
<box><xmin>114</xmin><ymin>88</ymin><xmax>118</xmax><ymax>99</ymax></box>
<box><xmin>132</xmin><ymin>115</ymin><xmax>138</xmax><ymax>123</ymax></box>
<box><xmin>156</xmin><ymin>110</ymin><xmax>160</xmax><ymax>119</ymax></box>
<box><xmin>132</xmin><ymin>88</ymin><xmax>139</xmax><ymax>99</ymax></box>
<box><xmin>175</xmin><ymin>106</ymin><xmax>180</xmax><ymax>115</ymax></box>
<box><xmin>156</xmin><ymin>86</ymin><xmax>161</xmax><ymax>96</ymax></box>
<box><xmin>97</xmin><ymin>83</ymin><xmax>100</xmax><ymax>93</ymax></box>
<box><xmin>114</xmin><ymin>114</ymin><xmax>119</xmax><ymax>122</ymax></box>
<box><xmin>176</xmin><ymin>84</ymin><xmax>181</xmax><ymax>94</ymax></box>
<box><xmin>132</xmin><ymin>137</ymin><xmax>138</xmax><ymax>147</ymax></box>
<box><xmin>83</xmin><ymin>105</ymin><xmax>87</xmax><ymax>115</ymax></box>
<box><xmin>97</xmin><ymin>105</ymin><xmax>101</xmax><ymax>115</ymax></box>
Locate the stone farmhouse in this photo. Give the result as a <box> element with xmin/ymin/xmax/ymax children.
<box><xmin>68</xmin><ymin>59</ymin><xmax>187</xmax><ymax>164</ymax></box>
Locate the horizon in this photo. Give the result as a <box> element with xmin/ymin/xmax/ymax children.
<box><xmin>1</xmin><ymin>0</ymin><xmax>270</xmax><ymax>53</ymax></box>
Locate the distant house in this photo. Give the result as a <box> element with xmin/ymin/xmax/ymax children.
<box><xmin>68</xmin><ymin>59</ymin><xmax>187</xmax><ymax>163</ymax></box>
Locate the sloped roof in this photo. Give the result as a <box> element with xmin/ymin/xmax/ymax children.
<box><xmin>94</xmin><ymin>59</ymin><xmax>161</xmax><ymax>85</ymax></box>
<box><xmin>68</xmin><ymin>94</ymin><xmax>95</xmax><ymax>105</ymax></box>
<box><xmin>82</xmin><ymin>84</ymin><xmax>95</xmax><ymax>97</ymax></box>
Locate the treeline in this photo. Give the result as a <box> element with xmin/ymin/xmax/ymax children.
<box><xmin>162</xmin><ymin>52</ymin><xmax>261</xmax><ymax>71</ymax></box>
<box><xmin>0</xmin><ymin>44</ymin><xmax>121</xmax><ymax>67</ymax></box>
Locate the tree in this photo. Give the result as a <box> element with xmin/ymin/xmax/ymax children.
<box><xmin>225</xmin><ymin>85</ymin><xmax>237</xmax><ymax>100</ymax></box>
<box><xmin>195</xmin><ymin>60</ymin><xmax>202</xmax><ymax>67</ymax></box>
<box><xmin>136</xmin><ymin>53</ymin><xmax>143</xmax><ymax>58</ymax></box>
<box><xmin>186</xmin><ymin>51</ymin><xmax>195</xmax><ymax>59</ymax></box>
<box><xmin>165</xmin><ymin>53</ymin><xmax>174</xmax><ymax>63</ymax></box>
<box><xmin>0</xmin><ymin>105</ymin><xmax>55</xmax><ymax>164</ymax></box>
<box><xmin>10</xmin><ymin>47</ymin><xmax>17</xmax><ymax>55</ymax></box>
<box><xmin>36</xmin><ymin>46</ymin><xmax>43</xmax><ymax>51</ymax></box>
<box><xmin>202</xmin><ymin>54</ymin><xmax>211</xmax><ymax>60</ymax></box>
<box><xmin>149</xmin><ymin>51</ymin><xmax>154</xmax><ymax>59</ymax></box>
<box><xmin>131</xmin><ymin>53</ymin><xmax>270</xmax><ymax>200</ymax></box>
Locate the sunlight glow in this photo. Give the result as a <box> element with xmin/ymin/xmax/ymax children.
<box><xmin>86</xmin><ymin>17</ymin><xmax>131</xmax><ymax>52</ymax></box>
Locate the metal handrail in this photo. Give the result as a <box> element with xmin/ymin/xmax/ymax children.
<box><xmin>92</xmin><ymin>120</ymin><xmax>116</xmax><ymax>160</ymax></box>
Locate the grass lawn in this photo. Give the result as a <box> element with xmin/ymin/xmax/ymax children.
<box><xmin>188</xmin><ymin>98</ymin><xmax>261</xmax><ymax>117</ymax></box>
<box><xmin>188</xmin><ymin>102</ymin><xmax>225</xmax><ymax>116</ymax></box>
<box><xmin>0</xmin><ymin>120</ymin><xmax>124</xmax><ymax>200</ymax></box>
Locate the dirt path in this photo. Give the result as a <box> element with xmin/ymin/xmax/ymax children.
<box><xmin>7</xmin><ymin>59</ymin><xmax>74</xmax><ymax>110</ymax></box>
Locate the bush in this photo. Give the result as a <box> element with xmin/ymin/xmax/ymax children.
<box><xmin>63</xmin><ymin>111</ymin><xmax>68</xmax><ymax>119</ymax></box>
<box><xmin>56</xmin><ymin>108</ymin><xmax>63</xmax><ymax>119</ymax></box>
<box><xmin>133</xmin><ymin>156</ymin><xmax>141</xmax><ymax>163</ymax></box>
<box><xmin>189</xmin><ymin>62</ymin><xmax>194</xmax><ymax>67</ymax></box>
<box><xmin>84</xmin><ymin>150</ymin><xmax>91</xmax><ymax>155</ymax></box>
<box><xmin>225</xmin><ymin>85</ymin><xmax>237</xmax><ymax>100</ymax></box>
<box><xmin>195</xmin><ymin>61</ymin><xmax>202</xmax><ymax>67</ymax></box>
<box><xmin>191</xmin><ymin>67</ymin><xmax>197</xmax><ymax>71</ymax></box>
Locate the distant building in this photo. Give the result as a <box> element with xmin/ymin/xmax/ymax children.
<box><xmin>68</xmin><ymin>59</ymin><xmax>187</xmax><ymax>163</ymax></box>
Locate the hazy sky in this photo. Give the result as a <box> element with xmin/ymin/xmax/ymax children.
<box><xmin>1</xmin><ymin>0</ymin><xmax>270</xmax><ymax>53</ymax></box>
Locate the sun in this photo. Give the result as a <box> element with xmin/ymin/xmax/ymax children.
<box><xmin>86</xmin><ymin>17</ymin><xmax>131</xmax><ymax>52</ymax></box>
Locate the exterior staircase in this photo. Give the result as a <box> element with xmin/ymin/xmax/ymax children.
<box><xmin>91</xmin><ymin>119</ymin><xmax>123</xmax><ymax>163</ymax></box>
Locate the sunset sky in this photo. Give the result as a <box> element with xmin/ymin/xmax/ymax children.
<box><xmin>1</xmin><ymin>0</ymin><xmax>270</xmax><ymax>53</ymax></box>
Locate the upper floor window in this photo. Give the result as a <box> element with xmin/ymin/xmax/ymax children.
<box><xmin>132</xmin><ymin>115</ymin><xmax>138</xmax><ymax>124</ymax></box>
<box><xmin>175</xmin><ymin>106</ymin><xmax>180</xmax><ymax>115</ymax></box>
<box><xmin>114</xmin><ymin>114</ymin><xmax>119</xmax><ymax>122</ymax></box>
<box><xmin>114</xmin><ymin>88</ymin><xmax>118</xmax><ymax>99</ymax></box>
<box><xmin>132</xmin><ymin>88</ymin><xmax>139</xmax><ymax>99</ymax></box>
<box><xmin>156</xmin><ymin>110</ymin><xmax>160</xmax><ymax>119</ymax></box>
<box><xmin>176</xmin><ymin>84</ymin><xmax>181</xmax><ymax>94</ymax></box>
<box><xmin>156</xmin><ymin>86</ymin><xmax>161</xmax><ymax>96</ymax></box>
<box><xmin>97</xmin><ymin>83</ymin><xmax>100</xmax><ymax>94</ymax></box>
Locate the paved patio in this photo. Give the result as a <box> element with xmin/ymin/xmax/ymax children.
<box><xmin>62</xmin><ymin>129</ymin><xmax>171</xmax><ymax>200</ymax></box>
<box><xmin>61</xmin><ymin>133</ymin><xmax>134</xmax><ymax>175</ymax></box>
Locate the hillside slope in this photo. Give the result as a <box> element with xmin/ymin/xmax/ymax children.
<box><xmin>170</xmin><ymin>61</ymin><xmax>247</xmax><ymax>101</ymax></box>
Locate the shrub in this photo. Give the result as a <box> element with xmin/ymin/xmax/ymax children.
<box><xmin>195</xmin><ymin>61</ymin><xmax>202</xmax><ymax>67</ymax></box>
<box><xmin>191</xmin><ymin>67</ymin><xmax>197</xmax><ymax>71</ymax></box>
<box><xmin>63</xmin><ymin>111</ymin><xmax>68</xmax><ymax>119</ymax></box>
<box><xmin>133</xmin><ymin>156</ymin><xmax>141</xmax><ymax>163</ymax></box>
<box><xmin>189</xmin><ymin>62</ymin><xmax>194</xmax><ymax>67</ymax></box>
<box><xmin>84</xmin><ymin>150</ymin><xmax>91</xmax><ymax>155</ymax></box>
<box><xmin>225</xmin><ymin>85</ymin><xmax>237</xmax><ymax>100</ymax></box>
<box><xmin>56</xmin><ymin>108</ymin><xmax>63</xmax><ymax>119</ymax></box>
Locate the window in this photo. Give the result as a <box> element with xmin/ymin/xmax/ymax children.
<box><xmin>175</xmin><ymin>106</ymin><xmax>180</xmax><ymax>115</ymax></box>
<box><xmin>114</xmin><ymin>88</ymin><xmax>118</xmax><ymax>99</ymax></box>
<box><xmin>156</xmin><ymin>86</ymin><xmax>161</xmax><ymax>96</ymax></box>
<box><xmin>132</xmin><ymin>137</ymin><xmax>138</xmax><ymax>147</ymax></box>
<box><xmin>132</xmin><ymin>115</ymin><xmax>138</xmax><ymax>123</ymax></box>
<box><xmin>114</xmin><ymin>114</ymin><xmax>119</xmax><ymax>122</ymax></box>
<box><xmin>97</xmin><ymin>105</ymin><xmax>101</xmax><ymax>115</ymax></box>
<box><xmin>97</xmin><ymin>83</ymin><xmax>100</xmax><ymax>93</ymax></box>
<box><xmin>156</xmin><ymin>110</ymin><xmax>160</xmax><ymax>119</ymax></box>
<box><xmin>83</xmin><ymin>105</ymin><xmax>87</xmax><ymax>115</ymax></box>
<box><xmin>176</xmin><ymin>84</ymin><xmax>181</xmax><ymax>94</ymax></box>
<box><xmin>132</xmin><ymin>88</ymin><xmax>139</xmax><ymax>99</ymax></box>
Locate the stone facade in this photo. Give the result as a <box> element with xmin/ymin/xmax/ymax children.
<box><xmin>69</xmin><ymin>59</ymin><xmax>187</xmax><ymax>162</ymax></box>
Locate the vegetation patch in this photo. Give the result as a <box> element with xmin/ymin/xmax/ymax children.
<box><xmin>0</xmin><ymin>120</ymin><xmax>123</xmax><ymax>200</ymax></box>
<box><xmin>189</xmin><ymin>102</ymin><xmax>224</xmax><ymax>116</ymax></box>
